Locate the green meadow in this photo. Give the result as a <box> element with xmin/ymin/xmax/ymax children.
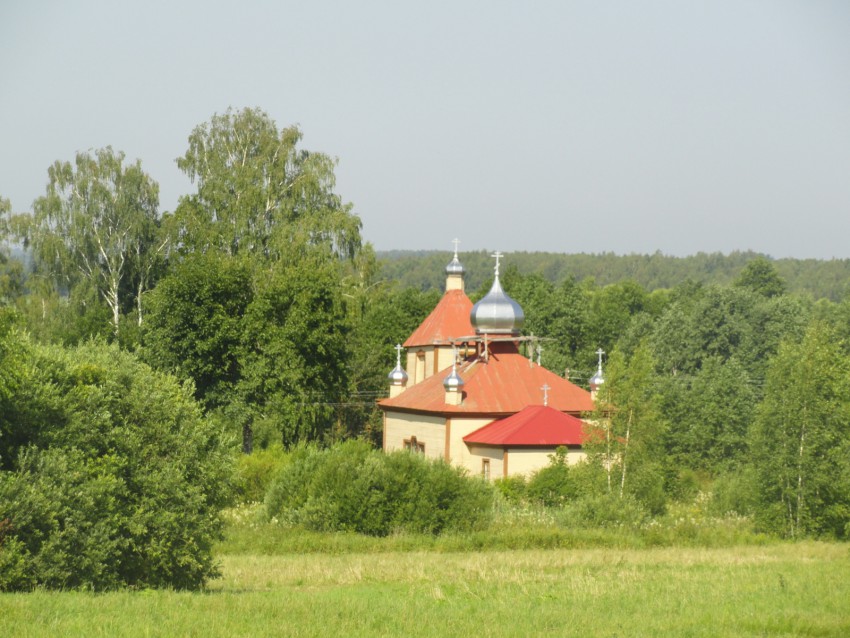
<box><xmin>3</xmin><ymin>540</ymin><xmax>848</xmax><ymax>637</ymax></box>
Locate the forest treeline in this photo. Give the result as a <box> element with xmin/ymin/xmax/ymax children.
<box><xmin>1</xmin><ymin>107</ymin><xmax>850</xmax><ymax>591</ymax></box>
<box><xmin>378</xmin><ymin>249</ymin><xmax>850</xmax><ymax>301</ymax></box>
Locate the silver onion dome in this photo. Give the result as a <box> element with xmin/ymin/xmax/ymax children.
<box><xmin>470</xmin><ymin>252</ymin><xmax>524</xmax><ymax>335</ymax></box>
<box><xmin>445</xmin><ymin>239</ymin><xmax>465</xmax><ymax>275</ymax></box>
<box><xmin>589</xmin><ymin>369</ymin><xmax>604</xmax><ymax>389</ymax></box>
<box><xmin>445</xmin><ymin>254</ymin><xmax>465</xmax><ymax>275</ymax></box>
<box><xmin>589</xmin><ymin>348</ymin><xmax>605</xmax><ymax>390</ymax></box>
<box><xmin>443</xmin><ymin>363</ymin><xmax>464</xmax><ymax>391</ymax></box>
<box><xmin>388</xmin><ymin>363</ymin><xmax>408</xmax><ymax>386</ymax></box>
<box><xmin>388</xmin><ymin>344</ymin><xmax>408</xmax><ymax>386</ymax></box>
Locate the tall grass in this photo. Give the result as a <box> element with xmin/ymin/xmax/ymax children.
<box><xmin>3</xmin><ymin>543</ymin><xmax>848</xmax><ymax>637</ymax></box>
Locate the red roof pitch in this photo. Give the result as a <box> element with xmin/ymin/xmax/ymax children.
<box><xmin>404</xmin><ymin>289</ymin><xmax>474</xmax><ymax>348</ymax></box>
<box><xmin>463</xmin><ymin>404</ymin><xmax>585</xmax><ymax>446</ymax></box>
<box><xmin>379</xmin><ymin>342</ymin><xmax>594</xmax><ymax>416</ymax></box>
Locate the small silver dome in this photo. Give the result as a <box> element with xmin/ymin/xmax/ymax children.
<box><xmin>589</xmin><ymin>370</ymin><xmax>605</xmax><ymax>389</ymax></box>
<box><xmin>470</xmin><ymin>252</ymin><xmax>524</xmax><ymax>335</ymax></box>
<box><xmin>443</xmin><ymin>364</ymin><xmax>464</xmax><ymax>391</ymax></box>
<box><xmin>388</xmin><ymin>363</ymin><xmax>408</xmax><ymax>386</ymax></box>
<box><xmin>445</xmin><ymin>239</ymin><xmax>465</xmax><ymax>275</ymax></box>
<box><xmin>589</xmin><ymin>348</ymin><xmax>605</xmax><ymax>390</ymax></box>
<box><xmin>445</xmin><ymin>255</ymin><xmax>465</xmax><ymax>275</ymax></box>
<box><xmin>388</xmin><ymin>344</ymin><xmax>408</xmax><ymax>386</ymax></box>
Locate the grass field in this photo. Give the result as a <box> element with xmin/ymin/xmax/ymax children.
<box><xmin>2</xmin><ymin>541</ymin><xmax>848</xmax><ymax>637</ymax></box>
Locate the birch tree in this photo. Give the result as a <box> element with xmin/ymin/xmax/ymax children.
<box><xmin>751</xmin><ymin>321</ymin><xmax>850</xmax><ymax>538</ymax></box>
<box><xmin>19</xmin><ymin>148</ymin><xmax>161</xmax><ymax>338</ymax></box>
<box><xmin>172</xmin><ymin>107</ymin><xmax>361</xmax><ymax>262</ymax></box>
<box><xmin>588</xmin><ymin>343</ymin><xmax>667</xmax><ymax>513</ymax></box>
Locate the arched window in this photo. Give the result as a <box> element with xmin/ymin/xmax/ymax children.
<box><xmin>403</xmin><ymin>436</ymin><xmax>425</xmax><ymax>453</ymax></box>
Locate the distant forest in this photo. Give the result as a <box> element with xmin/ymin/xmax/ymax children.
<box><xmin>377</xmin><ymin>250</ymin><xmax>850</xmax><ymax>301</ymax></box>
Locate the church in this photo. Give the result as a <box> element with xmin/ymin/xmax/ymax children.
<box><xmin>379</xmin><ymin>245</ymin><xmax>604</xmax><ymax>480</ymax></box>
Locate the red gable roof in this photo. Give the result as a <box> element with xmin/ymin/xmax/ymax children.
<box><xmin>379</xmin><ymin>342</ymin><xmax>594</xmax><ymax>416</ymax></box>
<box><xmin>404</xmin><ymin>289</ymin><xmax>474</xmax><ymax>348</ymax></box>
<box><xmin>463</xmin><ymin>404</ymin><xmax>585</xmax><ymax>447</ymax></box>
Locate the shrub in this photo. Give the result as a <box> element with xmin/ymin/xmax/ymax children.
<box><xmin>493</xmin><ymin>475</ymin><xmax>527</xmax><ymax>504</ymax></box>
<box><xmin>556</xmin><ymin>493</ymin><xmax>651</xmax><ymax>529</ymax></box>
<box><xmin>264</xmin><ymin>440</ymin><xmax>493</xmax><ymax>535</ymax></box>
<box><xmin>235</xmin><ymin>444</ymin><xmax>289</xmax><ymax>503</ymax></box>
<box><xmin>0</xmin><ymin>335</ymin><xmax>235</xmax><ymax>591</ymax></box>
<box><xmin>527</xmin><ymin>465</ymin><xmax>575</xmax><ymax>507</ymax></box>
<box><xmin>709</xmin><ymin>466</ymin><xmax>759</xmax><ymax>517</ymax></box>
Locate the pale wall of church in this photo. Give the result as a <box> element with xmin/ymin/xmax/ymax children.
<box><xmin>435</xmin><ymin>347</ymin><xmax>456</xmax><ymax>375</ymax></box>
<box><xmin>505</xmin><ymin>448</ymin><xmax>586</xmax><ymax>477</ymax></box>
<box><xmin>406</xmin><ymin>348</ymin><xmax>437</xmax><ymax>385</ymax></box>
<box><xmin>384</xmin><ymin>411</ymin><xmax>446</xmax><ymax>460</ymax></box>
<box><xmin>465</xmin><ymin>445</ymin><xmax>504</xmax><ymax>479</ymax></box>
<box><xmin>447</xmin><ymin>418</ymin><xmax>495</xmax><ymax>470</ymax></box>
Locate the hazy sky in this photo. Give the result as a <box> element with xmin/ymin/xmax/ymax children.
<box><xmin>2</xmin><ymin>1</ymin><xmax>849</xmax><ymax>258</ymax></box>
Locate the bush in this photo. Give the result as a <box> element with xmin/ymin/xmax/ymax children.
<box><xmin>527</xmin><ymin>464</ymin><xmax>575</xmax><ymax>507</ymax></box>
<box><xmin>0</xmin><ymin>335</ymin><xmax>235</xmax><ymax>591</ymax></box>
<box><xmin>709</xmin><ymin>466</ymin><xmax>759</xmax><ymax>517</ymax></box>
<box><xmin>235</xmin><ymin>444</ymin><xmax>289</xmax><ymax>503</ymax></box>
<box><xmin>557</xmin><ymin>493</ymin><xmax>651</xmax><ymax>529</ymax></box>
<box><xmin>264</xmin><ymin>440</ymin><xmax>493</xmax><ymax>536</ymax></box>
<box><xmin>493</xmin><ymin>475</ymin><xmax>527</xmax><ymax>504</ymax></box>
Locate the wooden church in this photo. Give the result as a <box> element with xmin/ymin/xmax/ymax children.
<box><xmin>379</xmin><ymin>245</ymin><xmax>604</xmax><ymax>479</ymax></box>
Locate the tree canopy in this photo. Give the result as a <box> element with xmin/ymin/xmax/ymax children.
<box><xmin>172</xmin><ymin>107</ymin><xmax>361</xmax><ymax>261</ymax></box>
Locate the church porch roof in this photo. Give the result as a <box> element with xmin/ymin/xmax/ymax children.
<box><xmin>463</xmin><ymin>404</ymin><xmax>585</xmax><ymax>447</ymax></box>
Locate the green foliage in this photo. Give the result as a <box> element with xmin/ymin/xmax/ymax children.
<box><xmin>750</xmin><ymin>321</ymin><xmax>850</xmax><ymax>538</ymax></box>
<box><xmin>709</xmin><ymin>466</ymin><xmax>760</xmax><ymax>517</ymax></box>
<box><xmin>264</xmin><ymin>441</ymin><xmax>493</xmax><ymax>536</ymax></box>
<box><xmin>733</xmin><ymin>256</ymin><xmax>786</xmax><ymax>298</ymax></box>
<box><xmin>16</xmin><ymin>147</ymin><xmax>163</xmax><ymax>339</ymax></box>
<box><xmin>237</xmin><ymin>256</ymin><xmax>351</xmax><ymax>446</ymax></box>
<box><xmin>378</xmin><ymin>249</ymin><xmax>850</xmax><ymax>301</ymax></box>
<box><xmin>172</xmin><ymin>107</ymin><xmax>361</xmax><ymax>261</ymax></box>
<box><xmin>493</xmin><ymin>475</ymin><xmax>528</xmax><ymax>504</ymax></box>
<box><xmin>0</xmin><ymin>333</ymin><xmax>235</xmax><ymax>590</ymax></box>
<box><xmin>526</xmin><ymin>447</ymin><xmax>578</xmax><ymax>507</ymax></box>
<box><xmin>142</xmin><ymin>252</ymin><xmax>253</xmax><ymax>409</ymax></box>
<box><xmin>556</xmin><ymin>493</ymin><xmax>651</xmax><ymax>529</ymax></box>
<box><xmin>588</xmin><ymin>343</ymin><xmax>668</xmax><ymax>514</ymax></box>
<box><xmin>662</xmin><ymin>357</ymin><xmax>756</xmax><ymax>471</ymax></box>
<box><xmin>234</xmin><ymin>445</ymin><xmax>289</xmax><ymax>503</ymax></box>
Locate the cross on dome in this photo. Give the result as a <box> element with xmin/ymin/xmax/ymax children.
<box><xmin>452</xmin><ymin>238</ymin><xmax>461</xmax><ymax>258</ymax></box>
<box><xmin>541</xmin><ymin>383</ymin><xmax>551</xmax><ymax>406</ymax></box>
<box><xmin>395</xmin><ymin>343</ymin><xmax>404</xmax><ymax>367</ymax></box>
<box><xmin>491</xmin><ymin>251</ymin><xmax>503</xmax><ymax>277</ymax></box>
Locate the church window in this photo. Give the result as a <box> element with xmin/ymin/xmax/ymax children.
<box><xmin>482</xmin><ymin>458</ymin><xmax>491</xmax><ymax>480</ymax></box>
<box><xmin>404</xmin><ymin>436</ymin><xmax>425</xmax><ymax>453</ymax></box>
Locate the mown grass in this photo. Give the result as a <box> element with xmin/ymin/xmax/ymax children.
<box><xmin>2</xmin><ymin>542</ymin><xmax>848</xmax><ymax>637</ymax></box>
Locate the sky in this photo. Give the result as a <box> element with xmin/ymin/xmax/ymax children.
<box><xmin>1</xmin><ymin>1</ymin><xmax>849</xmax><ymax>259</ymax></box>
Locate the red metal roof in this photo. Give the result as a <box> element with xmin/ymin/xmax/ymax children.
<box><xmin>379</xmin><ymin>341</ymin><xmax>594</xmax><ymax>416</ymax></box>
<box><xmin>404</xmin><ymin>289</ymin><xmax>474</xmax><ymax>348</ymax></box>
<box><xmin>463</xmin><ymin>404</ymin><xmax>585</xmax><ymax>446</ymax></box>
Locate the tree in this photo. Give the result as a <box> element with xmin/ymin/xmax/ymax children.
<box><xmin>0</xmin><ymin>198</ymin><xmax>25</xmax><ymax>305</ymax></box>
<box><xmin>588</xmin><ymin>343</ymin><xmax>667</xmax><ymax>513</ymax></box>
<box><xmin>172</xmin><ymin>107</ymin><xmax>361</xmax><ymax>262</ymax></box>
<box><xmin>734</xmin><ymin>256</ymin><xmax>786</xmax><ymax>298</ymax></box>
<box><xmin>142</xmin><ymin>252</ymin><xmax>253</xmax><ymax>411</ymax></box>
<box><xmin>750</xmin><ymin>321</ymin><xmax>850</xmax><ymax>538</ymax></box>
<box><xmin>236</xmin><ymin>253</ymin><xmax>352</xmax><ymax>449</ymax></box>
<box><xmin>661</xmin><ymin>356</ymin><xmax>756</xmax><ymax>472</ymax></box>
<box><xmin>16</xmin><ymin>148</ymin><xmax>163</xmax><ymax>339</ymax></box>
